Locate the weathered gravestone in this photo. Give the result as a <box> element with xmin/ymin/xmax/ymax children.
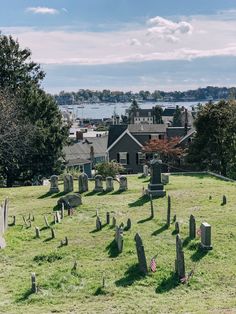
<box><xmin>61</xmin><ymin>203</ymin><xmax>65</xmax><ymax>219</ymax></box>
<box><xmin>175</xmin><ymin>221</ymin><xmax>180</xmax><ymax>234</ymax></box>
<box><xmin>35</xmin><ymin>227</ymin><xmax>40</xmax><ymax>238</ymax></box>
<box><xmin>3</xmin><ymin>198</ymin><xmax>9</xmax><ymax>231</ymax></box>
<box><xmin>112</xmin><ymin>217</ymin><xmax>116</xmax><ymax>228</ymax></box>
<box><xmin>55</xmin><ymin>211</ymin><xmax>61</xmax><ymax>223</ymax></box>
<box><xmin>147</xmin><ymin>154</ymin><xmax>166</xmax><ymax>197</ymax></box>
<box><xmin>58</xmin><ymin>194</ymin><xmax>82</xmax><ymax>208</ymax></box>
<box><xmin>175</xmin><ymin>234</ymin><xmax>185</xmax><ymax>280</ymax></box>
<box><xmin>167</xmin><ymin>195</ymin><xmax>171</xmax><ymax>227</ymax></box>
<box><xmin>119</xmin><ymin>176</ymin><xmax>128</xmax><ymax>191</ymax></box>
<box><xmin>106</xmin><ymin>212</ymin><xmax>110</xmax><ymax>225</ymax></box>
<box><xmin>143</xmin><ymin>165</ymin><xmax>149</xmax><ymax>177</ymax></box>
<box><xmin>78</xmin><ymin>173</ymin><xmax>88</xmax><ymax>193</ymax></box>
<box><xmin>94</xmin><ymin>175</ymin><xmax>103</xmax><ymax>192</ymax></box>
<box><xmin>50</xmin><ymin>175</ymin><xmax>60</xmax><ymax>193</ymax></box>
<box><xmin>63</xmin><ymin>174</ymin><xmax>74</xmax><ymax>193</ymax></box>
<box><xmin>96</xmin><ymin>216</ymin><xmax>102</xmax><ymax>231</ymax></box>
<box><xmin>134</xmin><ymin>233</ymin><xmax>148</xmax><ymax>275</ymax></box>
<box><xmin>44</xmin><ymin>215</ymin><xmax>50</xmax><ymax>228</ymax></box>
<box><xmin>161</xmin><ymin>173</ymin><xmax>170</xmax><ymax>185</ymax></box>
<box><xmin>221</xmin><ymin>195</ymin><xmax>227</xmax><ymax>206</ymax></box>
<box><xmin>106</xmin><ymin>177</ymin><xmax>114</xmax><ymax>192</ymax></box>
<box><xmin>51</xmin><ymin>228</ymin><xmax>56</xmax><ymax>239</ymax></box>
<box><xmin>31</xmin><ymin>273</ymin><xmax>38</xmax><ymax>293</ymax></box>
<box><xmin>200</xmin><ymin>222</ymin><xmax>213</xmax><ymax>250</ymax></box>
<box><xmin>115</xmin><ymin>225</ymin><xmax>123</xmax><ymax>253</ymax></box>
<box><xmin>189</xmin><ymin>215</ymin><xmax>196</xmax><ymax>239</ymax></box>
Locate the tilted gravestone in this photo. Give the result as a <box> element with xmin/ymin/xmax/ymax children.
<box><xmin>58</xmin><ymin>194</ymin><xmax>82</xmax><ymax>208</ymax></box>
<box><xmin>94</xmin><ymin>175</ymin><xmax>103</xmax><ymax>192</ymax></box>
<box><xmin>96</xmin><ymin>216</ymin><xmax>102</xmax><ymax>231</ymax></box>
<box><xmin>175</xmin><ymin>221</ymin><xmax>180</xmax><ymax>234</ymax></box>
<box><xmin>115</xmin><ymin>225</ymin><xmax>123</xmax><ymax>253</ymax></box>
<box><xmin>63</xmin><ymin>174</ymin><xmax>74</xmax><ymax>193</ymax></box>
<box><xmin>61</xmin><ymin>203</ymin><xmax>64</xmax><ymax>219</ymax></box>
<box><xmin>44</xmin><ymin>215</ymin><xmax>50</xmax><ymax>228</ymax></box>
<box><xmin>119</xmin><ymin>176</ymin><xmax>128</xmax><ymax>191</ymax></box>
<box><xmin>175</xmin><ymin>234</ymin><xmax>185</xmax><ymax>280</ymax></box>
<box><xmin>167</xmin><ymin>195</ymin><xmax>171</xmax><ymax>227</ymax></box>
<box><xmin>106</xmin><ymin>177</ymin><xmax>114</xmax><ymax>192</ymax></box>
<box><xmin>200</xmin><ymin>222</ymin><xmax>213</xmax><ymax>250</ymax></box>
<box><xmin>112</xmin><ymin>217</ymin><xmax>116</xmax><ymax>228</ymax></box>
<box><xmin>50</xmin><ymin>175</ymin><xmax>60</xmax><ymax>193</ymax></box>
<box><xmin>56</xmin><ymin>211</ymin><xmax>61</xmax><ymax>223</ymax></box>
<box><xmin>78</xmin><ymin>173</ymin><xmax>88</xmax><ymax>193</ymax></box>
<box><xmin>51</xmin><ymin>227</ymin><xmax>56</xmax><ymax>239</ymax></box>
<box><xmin>134</xmin><ymin>233</ymin><xmax>148</xmax><ymax>275</ymax></box>
<box><xmin>189</xmin><ymin>215</ymin><xmax>196</xmax><ymax>239</ymax></box>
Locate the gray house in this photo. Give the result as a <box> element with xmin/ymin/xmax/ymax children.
<box><xmin>107</xmin><ymin>124</ymin><xmax>190</xmax><ymax>173</ymax></box>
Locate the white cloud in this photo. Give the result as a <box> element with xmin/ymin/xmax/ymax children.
<box><xmin>26</xmin><ymin>7</ymin><xmax>59</xmax><ymax>15</ymax></box>
<box><xmin>128</xmin><ymin>38</ymin><xmax>141</xmax><ymax>46</ymax></box>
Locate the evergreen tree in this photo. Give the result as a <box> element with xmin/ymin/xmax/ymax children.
<box><xmin>172</xmin><ymin>105</ymin><xmax>182</xmax><ymax>127</ymax></box>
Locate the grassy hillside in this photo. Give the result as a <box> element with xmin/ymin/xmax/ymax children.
<box><xmin>0</xmin><ymin>174</ymin><xmax>236</xmax><ymax>314</ymax></box>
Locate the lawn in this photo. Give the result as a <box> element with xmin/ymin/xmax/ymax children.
<box><xmin>0</xmin><ymin>174</ymin><xmax>236</xmax><ymax>314</ymax></box>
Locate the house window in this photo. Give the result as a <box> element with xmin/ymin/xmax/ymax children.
<box><xmin>119</xmin><ymin>152</ymin><xmax>129</xmax><ymax>165</ymax></box>
<box><xmin>136</xmin><ymin>152</ymin><xmax>145</xmax><ymax>164</ymax></box>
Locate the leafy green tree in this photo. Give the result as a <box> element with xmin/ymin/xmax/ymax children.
<box><xmin>172</xmin><ymin>105</ymin><xmax>182</xmax><ymax>127</ymax></box>
<box><xmin>187</xmin><ymin>100</ymin><xmax>236</xmax><ymax>177</ymax></box>
<box><xmin>95</xmin><ymin>161</ymin><xmax>124</xmax><ymax>179</ymax></box>
<box><xmin>153</xmin><ymin>105</ymin><xmax>163</xmax><ymax>124</ymax></box>
<box><xmin>0</xmin><ymin>33</ymin><xmax>69</xmax><ymax>186</ymax></box>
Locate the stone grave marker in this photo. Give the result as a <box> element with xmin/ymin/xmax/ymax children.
<box><xmin>200</xmin><ymin>222</ymin><xmax>213</xmax><ymax>250</ymax></box>
<box><xmin>167</xmin><ymin>195</ymin><xmax>171</xmax><ymax>227</ymax></box>
<box><xmin>96</xmin><ymin>217</ymin><xmax>102</xmax><ymax>231</ymax></box>
<box><xmin>35</xmin><ymin>227</ymin><xmax>40</xmax><ymax>238</ymax></box>
<box><xmin>189</xmin><ymin>215</ymin><xmax>196</xmax><ymax>239</ymax></box>
<box><xmin>51</xmin><ymin>228</ymin><xmax>56</xmax><ymax>239</ymax></box>
<box><xmin>147</xmin><ymin>154</ymin><xmax>166</xmax><ymax>197</ymax></box>
<box><xmin>64</xmin><ymin>174</ymin><xmax>74</xmax><ymax>193</ymax></box>
<box><xmin>115</xmin><ymin>226</ymin><xmax>123</xmax><ymax>253</ymax></box>
<box><xmin>3</xmin><ymin>198</ymin><xmax>9</xmax><ymax>231</ymax></box>
<box><xmin>94</xmin><ymin>175</ymin><xmax>103</xmax><ymax>192</ymax></box>
<box><xmin>150</xmin><ymin>194</ymin><xmax>154</xmax><ymax>218</ymax></box>
<box><xmin>106</xmin><ymin>212</ymin><xmax>110</xmax><ymax>225</ymax></box>
<box><xmin>44</xmin><ymin>215</ymin><xmax>50</xmax><ymax>228</ymax></box>
<box><xmin>222</xmin><ymin>195</ymin><xmax>227</xmax><ymax>205</ymax></box>
<box><xmin>161</xmin><ymin>173</ymin><xmax>169</xmax><ymax>185</ymax></box>
<box><xmin>78</xmin><ymin>173</ymin><xmax>88</xmax><ymax>193</ymax></box>
<box><xmin>126</xmin><ymin>218</ymin><xmax>131</xmax><ymax>230</ymax></box>
<box><xmin>56</xmin><ymin>211</ymin><xmax>61</xmax><ymax>223</ymax></box>
<box><xmin>112</xmin><ymin>217</ymin><xmax>116</xmax><ymax>228</ymax></box>
<box><xmin>173</xmin><ymin>214</ymin><xmax>177</xmax><ymax>222</ymax></box>
<box><xmin>134</xmin><ymin>233</ymin><xmax>148</xmax><ymax>275</ymax></box>
<box><xmin>31</xmin><ymin>273</ymin><xmax>38</xmax><ymax>293</ymax></box>
<box><xmin>175</xmin><ymin>221</ymin><xmax>180</xmax><ymax>234</ymax></box>
<box><xmin>119</xmin><ymin>176</ymin><xmax>128</xmax><ymax>191</ymax></box>
<box><xmin>175</xmin><ymin>234</ymin><xmax>185</xmax><ymax>280</ymax></box>
<box><xmin>50</xmin><ymin>175</ymin><xmax>60</xmax><ymax>193</ymax></box>
<box><xmin>143</xmin><ymin>165</ymin><xmax>149</xmax><ymax>177</ymax></box>
<box><xmin>106</xmin><ymin>177</ymin><xmax>114</xmax><ymax>192</ymax></box>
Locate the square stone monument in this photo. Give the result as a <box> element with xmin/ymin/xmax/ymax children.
<box><xmin>147</xmin><ymin>154</ymin><xmax>166</xmax><ymax>197</ymax></box>
<box><xmin>200</xmin><ymin>222</ymin><xmax>213</xmax><ymax>250</ymax></box>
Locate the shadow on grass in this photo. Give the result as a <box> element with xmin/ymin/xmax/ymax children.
<box><xmin>152</xmin><ymin>224</ymin><xmax>168</xmax><ymax>236</ymax></box>
<box><xmin>38</xmin><ymin>191</ymin><xmax>54</xmax><ymax>199</ymax></box>
<box><xmin>183</xmin><ymin>236</ymin><xmax>191</xmax><ymax>247</ymax></box>
<box><xmin>84</xmin><ymin>190</ymin><xmax>99</xmax><ymax>197</ymax></box>
<box><xmin>115</xmin><ymin>264</ymin><xmax>145</xmax><ymax>287</ymax></box>
<box><xmin>171</xmin><ymin>229</ymin><xmax>178</xmax><ymax>236</ymax></box>
<box><xmin>191</xmin><ymin>247</ymin><xmax>209</xmax><ymax>262</ymax></box>
<box><xmin>43</xmin><ymin>237</ymin><xmax>54</xmax><ymax>242</ymax></box>
<box><xmin>106</xmin><ymin>239</ymin><xmax>119</xmax><ymax>258</ymax></box>
<box><xmin>16</xmin><ymin>289</ymin><xmax>33</xmax><ymax>302</ymax></box>
<box><xmin>111</xmin><ymin>190</ymin><xmax>126</xmax><ymax>195</ymax></box>
<box><xmin>138</xmin><ymin>215</ymin><xmax>153</xmax><ymax>224</ymax></box>
<box><xmin>94</xmin><ymin>287</ymin><xmax>109</xmax><ymax>296</ymax></box>
<box><xmin>156</xmin><ymin>272</ymin><xmax>179</xmax><ymax>293</ymax></box>
<box><xmin>129</xmin><ymin>195</ymin><xmax>150</xmax><ymax>207</ymax></box>
<box><xmin>51</xmin><ymin>191</ymin><xmax>68</xmax><ymax>199</ymax></box>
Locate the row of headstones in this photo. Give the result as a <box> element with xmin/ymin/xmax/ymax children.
<box><xmin>50</xmin><ymin>174</ymin><xmax>128</xmax><ymax>194</ymax></box>
<box><xmin>0</xmin><ymin>198</ymin><xmax>9</xmax><ymax>249</ymax></box>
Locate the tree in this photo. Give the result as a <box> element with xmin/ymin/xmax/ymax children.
<box><xmin>143</xmin><ymin>137</ymin><xmax>184</xmax><ymax>165</ymax></box>
<box><xmin>0</xmin><ymin>33</ymin><xmax>69</xmax><ymax>185</ymax></box>
<box><xmin>95</xmin><ymin>161</ymin><xmax>124</xmax><ymax>179</ymax></box>
<box><xmin>153</xmin><ymin>105</ymin><xmax>163</xmax><ymax>124</ymax></box>
<box><xmin>172</xmin><ymin>105</ymin><xmax>182</xmax><ymax>127</ymax></box>
<box><xmin>128</xmin><ymin>99</ymin><xmax>140</xmax><ymax>123</ymax></box>
<box><xmin>187</xmin><ymin>100</ymin><xmax>236</xmax><ymax>177</ymax></box>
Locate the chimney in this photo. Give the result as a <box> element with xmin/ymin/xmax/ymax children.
<box><xmin>76</xmin><ymin>131</ymin><xmax>83</xmax><ymax>141</ymax></box>
<box><xmin>90</xmin><ymin>146</ymin><xmax>95</xmax><ymax>165</ymax></box>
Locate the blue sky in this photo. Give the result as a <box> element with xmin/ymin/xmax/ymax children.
<box><xmin>2</xmin><ymin>1</ymin><xmax>236</xmax><ymax>93</ymax></box>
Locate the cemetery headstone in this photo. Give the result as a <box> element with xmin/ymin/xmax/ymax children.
<box><xmin>173</xmin><ymin>214</ymin><xmax>177</xmax><ymax>222</ymax></box>
<box><xmin>167</xmin><ymin>195</ymin><xmax>171</xmax><ymax>227</ymax></box>
<box><xmin>56</xmin><ymin>211</ymin><xmax>61</xmax><ymax>223</ymax></box>
<box><xmin>119</xmin><ymin>176</ymin><xmax>128</xmax><ymax>191</ymax></box>
<box><xmin>51</xmin><ymin>228</ymin><xmax>56</xmax><ymax>239</ymax></box>
<box><xmin>50</xmin><ymin>175</ymin><xmax>60</xmax><ymax>193</ymax></box>
<box><xmin>175</xmin><ymin>234</ymin><xmax>185</xmax><ymax>280</ymax></box>
<box><xmin>147</xmin><ymin>154</ymin><xmax>166</xmax><ymax>197</ymax></box>
<box><xmin>96</xmin><ymin>217</ymin><xmax>102</xmax><ymax>231</ymax></box>
<box><xmin>61</xmin><ymin>203</ymin><xmax>64</xmax><ymax>219</ymax></box>
<box><xmin>3</xmin><ymin>198</ymin><xmax>9</xmax><ymax>231</ymax></box>
<box><xmin>115</xmin><ymin>226</ymin><xmax>123</xmax><ymax>253</ymax></box>
<box><xmin>222</xmin><ymin>195</ymin><xmax>227</xmax><ymax>205</ymax></box>
<box><xmin>189</xmin><ymin>215</ymin><xmax>196</xmax><ymax>239</ymax></box>
<box><xmin>143</xmin><ymin>165</ymin><xmax>149</xmax><ymax>177</ymax></box>
<box><xmin>94</xmin><ymin>175</ymin><xmax>103</xmax><ymax>192</ymax></box>
<box><xmin>112</xmin><ymin>217</ymin><xmax>116</xmax><ymax>228</ymax></box>
<box><xmin>161</xmin><ymin>173</ymin><xmax>170</xmax><ymax>185</ymax></box>
<box><xmin>31</xmin><ymin>273</ymin><xmax>38</xmax><ymax>293</ymax></box>
<box><xmin>58</xmin><ymin>194</ymin><xmax>82</xmax><ymax>208</ymax></box>
<box><xmin>64</xmin><ymin>174</ymin><xmax>74</xmax><ymax>193</ymax></box>
<box><xmin>35</xmin><ymin>227</ymin><xmax>40</xmax><ymax>238</ymax></box>
<box><xmin>175</xmin><ymin>221</ymin><xmax>180</xmax><ymax>234</ymax></box>
<box><xmin>78</xmin><ymin>173</ymin><xmax>88</xmax><ymax>193</ymax></box>
<box><xmin>126</xmin><ymin>218</ymin><xmax>131</xmax><ymax>230</ymax></box>
<box><xmin>150</xmin><ymin>194</ymin><xmax>154</xmax><ymax>218</ymax></box>
<box><xmin>44</xmin><ymin>215</ymin><xmax>50</xmax><ymax>228</ymax></box>
<box><xmin>106</xmin><ymin>177</ymin><xmax>114</xmax><ymax>192</ymax></box>
<box><xmin>106</xmin><ymin>212</ymin><xmax>110</xmax><ymax>225</ymax></box>
<box><xmin>134</xmin><ymin>233</ymin><xmax>148</xmax><ymax>275</ymax></box>
<box><xmin>200</xmin><ymin>222</ymin><xmax>213</xmax><ymax>250</ymax></box>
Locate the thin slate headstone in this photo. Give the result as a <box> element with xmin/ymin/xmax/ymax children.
<box><xmin>78</xmin><ymin>172</ymin><xmax>89</xmax><ymax>193</ymax></box>
<box><xmin>0</xmin><ymin>204</ymin><xmax>5</xmax><ymax>234</ymax></box>
<box><xmin>126</xmin><ymin>218</ymin><xmax>131</xmax><ymax>230</ymax></box>
<box><xmin>200</xmin><ymin>222</ymin><xmax>213</xmax><ymax>250</ymax></box>
<box><xmin>96</xmin><ymin>216</ymin><xmax>102</xmax><ymax>231</ymax></box>
<box><xmin>112</xmin><ymin>217</ymin><xmax>116</xmax><ymax>228</ymax></box>
<box><xmin>35</xmin><ymin>227</ymin><xmax>40</xmax><ymax>238</ymax></box>
<box><xmin>175</xmin><ymin>222</ymin><xmax>180</xmax><ymax>234</ymax></box>
<box><xmin>105</xmin><ymin>177</ymin><xmax>114</xmax><ymax>192</ymax></box>
<box><xmin>189</xmin><ymin>215</ymin><xmax>196</xmax><ymax>239</ymax></box>
<box><xmin>134</xmin><ymin>233</ymin><xmax>148</xmax><ymax>275</ymax></box>
<box><xmin>3</xmin><ymin>198</ymin><xmax>9</xmax><ymax>231</ymax></box>
<box><xmin>222</xmin><ymin>195</ymin><xmax>227</xmax><ymax>206</ymax></box>
<box><xmin>173</xmin><ymin>214</ymin><xmax>177</xmax><ymax>223</ymax></box>
<box><xmin>96</xmin><ymin>209</ymin><xmax>99</xmax><ymax>217</ymax></box>
<box><xmin>115</xmin><ymin>226</ymin><xmax>123</xmax><ymax>253</ymax></box>
<box><xmin>31</xmin><ymin>273</ymin><xmax>38</xmax><ymax>293</ymax></box>
<box><xmin>143</xmin><ymin>164</ymin><xmax>149</xmax><ymax>177</ymax></box>
<box><xmin>106</xmin><ymin>212</ymin><xmax>110</xmax><ymax>225</ymax></box>
<box><xmin>56</xmin><ymin>211</ymin><xmax>61</xmax><ymax>223</ymax></box>
<box><xmin>51</xmin><ymin>228</ymin><xmax>56</xmax><ymax>239</ymax></box>
<box><xmin>175</xmin><ymin>234</ymin><xmax>185</xmax><ymax>280</ymax></box>
<box><xmin>61</xmin><ymin>203</ymin><xmax>65</xmax><ymax>219</ymax></box>
<box><xmin>64</xmin><ymin>174</ymin><xmax>74</xmax><ymax>193</ymax></box>
<box><xmin>50</xmin><ymin>175</ymin><xmax>60</xmax><ymax>193</ymax></box>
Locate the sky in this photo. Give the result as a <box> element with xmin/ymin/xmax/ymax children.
<box><xmin>2</xmin><ymin>0</ymin><xmax>236</xmax><ymax>93</ymax></box>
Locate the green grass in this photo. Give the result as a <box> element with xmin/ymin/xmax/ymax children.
<box><xmin>0</xmin><ymin>174</ymin><xmax>236</xmax><ymax>314</ymax></box>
